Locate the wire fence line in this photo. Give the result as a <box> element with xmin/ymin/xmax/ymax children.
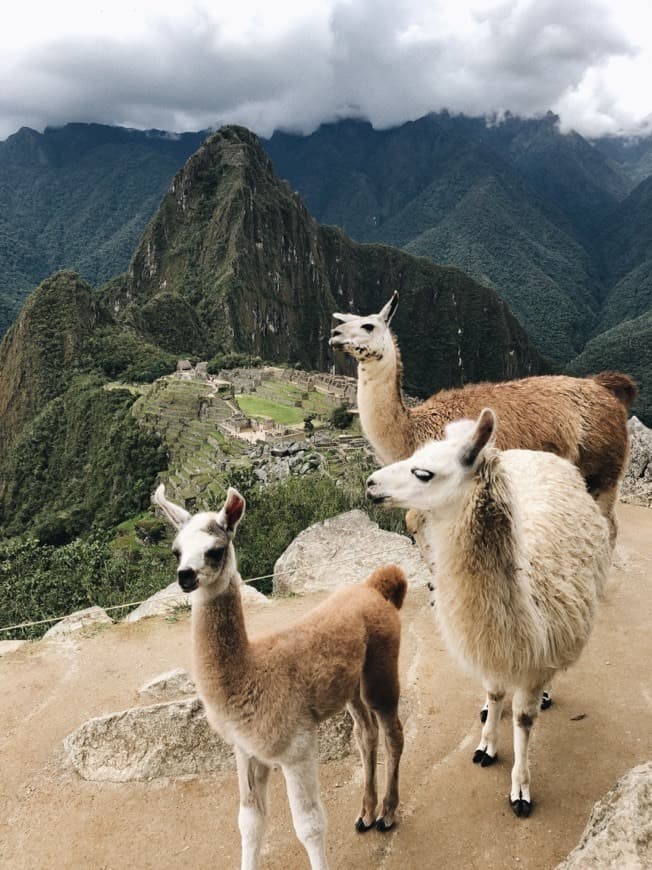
<box><xmin>0</xmin><ymin>541</ymin><xmax>417</xmax><ymax>635</ymax></box>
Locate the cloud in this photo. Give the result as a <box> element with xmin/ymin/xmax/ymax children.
<box><xmin>0</xmin><ymin>0</ymin><xmax>648</xmax><ymax>140</ymax></box>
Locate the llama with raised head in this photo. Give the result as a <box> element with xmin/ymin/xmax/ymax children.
<box><xmin>154</xmin><ymin>484</ymin><xmax>406</xmax><ymax>870</ymax></box>
<box><xmin>366</xmin><ymin>409</ymin><xmax>611</xmax><ymax>817</ymax></box>
<box><xmin>330</xmin><ymin>292</ymin><xmax>636</xmax><ymax>541</ymax></box>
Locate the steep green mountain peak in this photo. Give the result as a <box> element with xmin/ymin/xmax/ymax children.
<box><xmin>0</xmin><ymin>271</ymin><xmax>98</xmax><ymax>448</ymax></box>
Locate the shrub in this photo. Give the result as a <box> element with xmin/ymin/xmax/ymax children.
<box><xmin>330</xmin><ymin>404</ymin><xmax>354</xmax><ymax>429</ymax></box>
<box><xmin>206</xmin><ymin>352</ymin><xmax>263</xmax><ymax>374</ymax></box>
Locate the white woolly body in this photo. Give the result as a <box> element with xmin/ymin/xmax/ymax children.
<box><xmin>420</xmin><ymin>450</ymin><xmax>611</xmax><ymax>686</ymax></box>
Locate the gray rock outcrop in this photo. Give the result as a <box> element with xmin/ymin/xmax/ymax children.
<box><xmin>43</xmin><ymin>606</ymin><xmax>113</xmax><ymax>639</ymax></box>
<box><xmin>64</xmin><ymin>698</ymin><xmax>353</xmax><ymax>782</ymax></box>
<box><xmin>621</xmin><ymin>417</ymin><xmax>652</xmax><ymax>507</ymax></box>
<box><xmin>138</xmin><ymin>668</ymin><xmax>196</xmax><ymax>699</ymax></box>
<box><xmin>556</xmin><ymin>761</ymin><xmax>652</xmax><ymax>869</ymax></box>
<box><xmin>273</xmin><ymin>510</ymin><xmax>430</xmax><ymax>595</ymax></box>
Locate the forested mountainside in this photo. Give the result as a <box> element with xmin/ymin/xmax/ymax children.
<box><xmin>0</xmin><ymin>124</ymin><xmax>205</xmax><ymax>335</ymax></box>
<box><xmin>0</xmin><ymin>127</ymin><xmax>544</xmax><ymax>539</ymax></box>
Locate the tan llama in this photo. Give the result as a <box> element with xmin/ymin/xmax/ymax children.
<box><xmin>154</xmin><ymin>484</ymin><xmax>406</xmax><ymax>870</ymax></box>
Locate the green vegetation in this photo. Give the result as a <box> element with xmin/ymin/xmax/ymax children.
<box><xmin>0</xmin><ymin>533</ymin><xmax>174</xmax><ymax>640</ymax></box>
<box><xmin>330</xmin><ymin>403</ymin><xmax>354</xmax><ymax>429</ymax></box>
<box><xmin>206</xmin><ymin>352</ymin><xmax>264</xmax><ymax>372</ymax></box>
<box><xmin>0</xmin><ymin>376</ymin><xmax>166</xmax><ymax>539</ymax></box>
<box><xmin>569</xmin><ymin>310</ymin><xmax>652</xmax><ymax>426</ymax></box>
<box><xmin>236</xmin><ymin>394</ymin><xmax>305</xmax><ymax>425</ymax></box>
<box><xmin>89</xmin><ymin>329</ymin><xmax>177</xmax><ymax>381</ymax></box>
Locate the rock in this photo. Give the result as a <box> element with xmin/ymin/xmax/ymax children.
<box><xmin>43</xmin><ymin>606</ymin><xmax>113</xmax><ymax>639</ymax></box>
<box><xmin>273</xmin><ymin>510</ymin><xmax>431</xmax><ymax>595</ymax></box>
<box><xmin>123</xmin><ymin>582</ymin><xmax>187</xmax><ymax>622</ymax></box>
<box><xmin>176</xmin><ymin>359</ymin><xmax>192</xmax><ymax>371</ymax></box>
<box><xmin>138</xmin><ymin>668</ymin><xmax>196</xmax><ymax>699</ymax></box>
<box><xmin>64</xmin><ymin>699</ymin><xmax>352</xmax><ymax>782</ymax></box>
<box><xmin>124</xmin><ymin>581</ymin><xmax>269</xmax><ymax>623</ymax></box>
<box><xmin>0</xmin><ymin>640</ymin><xmax>26</xmax><ymax>657</ymax></box>
<box><xmin>556</xmin><ymin>761</ymin><xmax>652</xmax><ymax>869</ymax></box>
<box><xmin>621</xmin><ymin>418</ymin><xmax>652</xmax><ymax>507</ymax></box>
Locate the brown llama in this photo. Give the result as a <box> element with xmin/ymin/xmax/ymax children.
<box><xmin>330</xmin><ymin>291</ymin><xmax>637</xmax><ymax>542</ymax></box>
<box><xmin>154</xmin><ymin>484</ymin><xmax>406</xmax><ymax>870</ymax></box>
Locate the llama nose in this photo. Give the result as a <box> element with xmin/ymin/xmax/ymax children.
<box><xmin>178</xmin><ymin>567</ymin><xmax>198</xmax><ymax>593</ymax></box>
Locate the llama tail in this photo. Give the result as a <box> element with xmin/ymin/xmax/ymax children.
<box><xmin>366</xmin><ymin>564</ymin><xmax>407</xmax><ymax>610</ymax></box>
<box><xmin>591</xmin><ymin>371</ymin><xmax>639</xmax><ymax>410</ymax></box>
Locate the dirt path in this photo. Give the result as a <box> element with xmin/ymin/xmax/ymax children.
<box><xmin>0</xmin><ymin>504</ymin><xmax>650</xmax><ymax>870</ymax></box>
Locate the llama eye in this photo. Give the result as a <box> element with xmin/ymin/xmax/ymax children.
<box><xmin>412</xmin><ymin>468</ymin><xmax>434</xmax><ymax>482</ymax></box>
<box><xmin>361</xmin><ymin>323</ymin><xmax>375</xmax><ymax>332</ymax></box>
<box><xmin>206</xmin><ymin>547</ymin><xmax>225</xmax><ymax>561</ymax></box>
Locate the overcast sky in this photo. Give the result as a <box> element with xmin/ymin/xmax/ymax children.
<box><xmin>2</xmin><ymin>0</ymin><xmax>651</xmax><ymax>141</ymax></box>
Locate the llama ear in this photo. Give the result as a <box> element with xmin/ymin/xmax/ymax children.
<box><xmin>459</xmin><ymin>408</ymin><xmax>496</xmax><ymax>468</ymax></box>
<box><xmin>379</xmin><ymin>291</ymin><xmax>399</xmax><ymax>324</ymax></box>
<box><xmin>221</xmin><ymin>487</ymin><xmax>246</xmax><ymax>533</ymax></box>
<box><xmin>153</xmin><ymin>484</ymin><xmax>191</xmax><ymax>529</ymax></box>
<box><xmin>332</xmin><ymin>312</ymin><xmax>357</xmax><ymax>323</ymax></box>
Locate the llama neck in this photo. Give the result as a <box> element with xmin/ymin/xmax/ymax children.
<box><xmin>191</xmin><ymin>572</ymin><xmax>250</xmax><ymax>707</ymax></box>
<box><xmin>357</xmin><ymin>335</ymin><xmax>414</xmax><ymax>463</ymax></box>
<box><xmin>427</xmin><ymin>456</ymin><xmax>523</xmax><ymax>631</ymax></box>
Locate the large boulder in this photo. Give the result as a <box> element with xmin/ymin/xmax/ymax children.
<box><xmin>621</xmin><ymin>418</ymin><xmax>652</xmax><ymax>507</ymax></box>
<box><xmin>43</xmin><ymin>606</ymin><xmax>113</xmax><ymax>639</ymax></box>
<box><xmin>273</xmin><ymin>510</ymin><xmax>431</xmax><ymax>595</ymax></box>
<box><xmin>557</xmin><ymin>761</ymin><xmax>652</xmax><ymax>869</ymax></box>
<box><xmin>64</xmin><ymin>698</ymin><xmax>353</xmax><ymax>782</ymax></box>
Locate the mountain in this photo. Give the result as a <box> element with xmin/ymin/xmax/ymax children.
<box><xmin>596</xmin><ymin>175</ymin><xmax>652</xmax><ymax>333</ymax></box>
<box><xmin>0</xmin><ymin>127</ymin><xmax>546</xmax><ymax>540</ymax></box>
<box><xmin>106</xmin><ymin>125</ymin><xmax>546</xmax><ymax>393</ymax></box>
<box><xmin>570</xmin><ymin>309</ymin><xmax>652</xmax><ymax>426</ymax></box>
<box><xmin>0</xmin><ymin>124</ymin><xmax>205</xmax><ymax>335</ymax></box>
<box><xmin>263</xmin><ymin>113</ymin><xmax>632</xmax><ymax>362</ymax></box>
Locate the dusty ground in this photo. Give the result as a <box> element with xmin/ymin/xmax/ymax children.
<box><xmin>0</xmin><ymin>503</ymin><xmax>650</xmax><ymax>870</ymax></box>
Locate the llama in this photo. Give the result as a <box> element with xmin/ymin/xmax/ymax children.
<box><xmin>330</xmin><ymin>291</ymin><xmax>637</xmax><ymax>539</ymax></box>
<box><xmin>154</xmin><ymin>484</ymin><xmax>406</xmax><ymax>870</ymax></box>
<box><xmin>366</xmin><ymin>409</ymin><xmax>611</xmax><ymax>817</ymax></box>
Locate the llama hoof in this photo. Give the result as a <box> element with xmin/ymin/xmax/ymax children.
<box><xmin>472</xmin><ymin>748</ymin><xmax>496</xmax><ymax>766</ymax></box>
<box><xmin>355</xmin><ymin>817</ymin><xmax>373</xmax><ymax>833</ymax></box>
<box><xmin>480</xmin><ymin>706</ymin><xmax>488</xmax><ymax>723</ymax></box>
<box><xmin>541</xmin><ymin>692</ymin><xmax>553</xmax><ymax>711</ymax></box>
<box><xmin>510</xmin><ymin>795</ymin><xmax>533</xmax><ymax>818</ymax></box>
<box><xmin>375</xmin><ymin>817</ymin><xmax>394</xmax><ymax>832</ymax></box>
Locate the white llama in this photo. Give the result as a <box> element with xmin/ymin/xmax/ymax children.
<box><xmin>154</xmin><ymin>484</ymin><xmax>406</xmax><ymax>870</ymax></box>
<box><xmin>366</xmin><ymin>409</ymin><xmax>611</xmax><ymax>816</ymax></box>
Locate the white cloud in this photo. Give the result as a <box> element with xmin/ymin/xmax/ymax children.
<box><xmin>0</xmin><ymin>0</ymin><xmax>650</xmax><ymax>140</ymax></box>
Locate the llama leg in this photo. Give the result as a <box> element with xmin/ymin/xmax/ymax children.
<box><xmin>282</xmin><ymin>745</ymin><xmax>329</xmax><ymax>870</ymax></box>
<box><xmin>347</xmin><ymin>691</ymin><xmax>379</xmax><ymax>831</ymax></box>
<box><xmin>473</xmin><ymin>683</ymin><xmax>504</xmax><ymax>766</ymax></box>
<box><xmin>509</xmin><ymin>687</ymin><xmax>541</xmax><ymax>818</ymax></box>
<box><xmin>374</xmin><ymin>708</ymin><xmax>404</xmax><ymax>831</ymax></box>
<box><xmin>235</xmin><ymin>746</ymin><xmax>271</xmax><ymax>870</ymax></box>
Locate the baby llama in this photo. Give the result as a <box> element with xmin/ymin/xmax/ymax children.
<box><xmin>154</xmin><ymin>484</ymin><xmax>406</xmax><ymax>870</ymax></box>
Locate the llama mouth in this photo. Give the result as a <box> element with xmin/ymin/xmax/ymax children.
<box><xmin>179</xmin><ymin>578</ymin><xmax>199</xmax><ymax>593</ymax></box>
<box><xmin>366</xmin><ymin>490</ymin><xmax>390</xmax><ymax>505</ymax></box>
